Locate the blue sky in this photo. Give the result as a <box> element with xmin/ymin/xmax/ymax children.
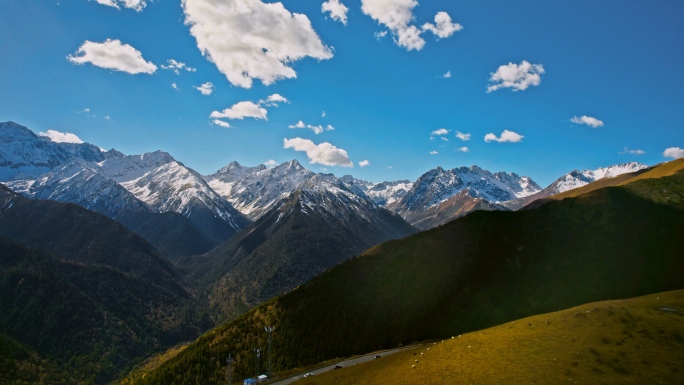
<box><xmin>1</xmin><ymin>0</ymin><xmax>683</xmax><ymax>186</ymax></box>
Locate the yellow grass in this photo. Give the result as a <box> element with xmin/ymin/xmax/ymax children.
<box><xmin>299</xmin><ymin>290</ymin><xmax>684</xmax><ymax>385</ymax></box>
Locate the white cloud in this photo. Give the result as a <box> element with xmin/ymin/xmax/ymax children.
<box><xmin>77</xmin><ymin>108</ymin><xmax>91</xmax><ymax>114</ymax></box>
<box><xmin>441</xmin><ymin>70</ymin><xmax>451</xmax><ymax>79</ymax></box>
<box><xmin>264</xmin><ymin>159</ymin><xmax>278</xmax><ymax>167</ymax></box>
<box><xmin>182</xmin><ymin>0</ymin><xmax>333</xmax><ymax>88</ymax></box>
<box><xmin>171</xmin><ymin>83</ymin><xmax>179</xmax><ymax>90</ymax></box>
<box><xmin>194</xmin><ymin>82</ymin><xmax>214</xmax><ymax>95</ymax></box>
<box><xmin>259</xmin><ymin>93</ymin><xmax>289</xmax><ymax>107</ymax></box>
<box><xmin>374</xmin><ymin>31</ymin><xmax>388</xmax><ymax>40</ymax></box>
<box><xmin>429</xmin><ymin>150</ymin><xmax>438</xmax><ymax>155</ymax></box>
<box><xmin>104</xmin><ymin>116</ymin><xmax>111</xmax><ymax>120</ymax></box>
<box><xmin>322</xmin><ymin>111</ymin><xmax>326</xmax><ymax>117</ymax></box>
<box><xmin>283</xmin><ymin>137</ymin><xmax>353</xmax><ymax>167</ymax></box>
<box><xmin>571</xmin><ymin>115</ymin><xmax>604</xmax><ymax>128</ymax></box>
<box><xmin>487</xmin><ymin>60</ymin><xmax>544</xmax><ymax>93</ymax></box>
<box><xmin>322</xmin><ymin>0</ymin><xmax>349</xmax><ymax>25</ymax></box>
<box><xmin>288</xmin><ymin>120</ymin><xmax>333</xmax><ymax>134</ymax></box>
<box><xmin>161</xmin><ymin>59</ymin><xmax>197</xmax><ymax>74</ymax></box>
<box><xmin>484</xmin><ymin>130</ymin><xmax>524</xmax><ymax>143</ymax></box>
<box><xmin>456</xmin><ymin>146</ymin><xmax>469</xmax><ymax>152</ymax></box>
<box><xmin>359</xmin><ymin>160</ymin><xmax>370</xmax><ymax>167</ymax></box>
<box><xmin>455</xmin><ymin>131</ymin><xmax>470</xmax><ymax>141</ymax></box>
<box><xmin>619</xmin><ymin>147</ymin><xmax>645</xmax><ymax>155</ymax></box>
<box><xmin>361</xmin><ymin>1</ymin><xmax>461</xmax><ymax>51</ymax></box>
<box><xmin>422</xmin><ymin>12</ymin><xmax>463</xmax><ymax>39</ymax></box>
<box><xmin>663</xmin><ymin>147</ymin><xmax>684</xmax><ymax>159</ymax></box>
<box><xmin>94</xmin><ymin>0</ymin><xmax>147</xmax><ymax>11</ymax></box>
<box><xmin>440</xmin><ymin>137</ymin><xmax>449</xmax><ymax>142</ymax></box>
<box><xmin>212</xmin><ymin>119</ymin><xmax>232</xmax><ymax>128</ymax></box>
<box><xmin>39</xmin><ymin>130</ymin><xmax>84</xmax><ymax>144</ymax></box>
<box><xmin>431</xmin><ymin>128</ymin><xmax>449</xmax><ymax>136</ymax></box>
<box><xmin>211</xmin><ymin>101</ymin><xmax>267</xmax><ymax>120</ymax></box>
<box><xmin>67</xmin><ymin>39</ymin><xmax>157</xmax><ymax>75</ymax></box>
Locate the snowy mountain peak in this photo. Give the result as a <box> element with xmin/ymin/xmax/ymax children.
<box><xmin>550</xmin><ymin>162</ymin><xmax>649</xmax><ymax>194</ymax></box>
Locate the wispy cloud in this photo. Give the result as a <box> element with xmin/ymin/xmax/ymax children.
<box><xmin>455</xmin><ymin>131</ymin><xmax>471</xmax><ymax>141</ymax></box>
<box><xmin>619</xmin><ymin>147</ymin><xmax>645</xmax><ymax>155</ymax></box>
<box><xmin>288</xmin><ymin>120</ymin><xmax>334</xmax><ymax>134</ymax></box>
<box><xmin>571</xmin><ymin>115</ymin><xmax>604</xmax><ymax>128</ymax></box>
<box><xmin>259</xmin><ymin>94</ymin><xmax>289</xmax><ymax>107</ymax></box>
<box><xmin>195</xmin><ymin>82</ymin><xmax>214</xmax><ymax>95</ymax></box>
<box><xmin>161</xmin><ymin>59</ymin><xmax>196</xmax><ymax>74</ymax></box>
<box><xmin>456</xmin><ymin>147</ymin><xmax>469</xmax><ymax>152</ymax></box>
<box><xmin>39</xmin><ymin>130</ymin><xmax>84</xmax><ymax>144</ymax></box>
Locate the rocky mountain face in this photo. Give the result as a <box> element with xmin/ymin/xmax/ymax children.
<box><xmin>0</xmin><ymin>121</ymin><xmax>116</xmax><ymax>181</ymax></box>
<box><xmin>177</xmin><ymin>173</ymin><xmax>416</xmax><ymax>323</ymax></box>
<box><xmin>204</xmin><ymin>159</ymin><xmax>315</xmax><ymax>221</ymax></box>
<box><xmin>503</xmin><ymin>162</ymin><xmax>649</xmax><ymax>210</ymax></box>
<box><xmin>386</xmin><ymin>165</ymin><xmax>541</xmax><ymax>229</ymax></box>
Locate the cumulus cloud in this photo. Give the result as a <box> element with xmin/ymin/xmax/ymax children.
<box><xmin>259</xmin><ymin>93</ymin><xmax>289</xmax><ymax>107</ymax></box>
<box><xmin>571</xmin><ymin>115</ymin><xmax>604</xmax><ymax>128</ymax></box>
<box><xmin>359</xmin><ymin>160</ymin><xmax>370</xmax><ymax>167</ymax></box>
<box><xmin>283</xmin><ymin>137</ymin><xmax>353</xmax><ymax>167</ymax></box>
<box><xmin>39</xmin><ymin>130</ymin><xmax>84</xmax><ymax>144</ymax></box>
<box><xmin>422</xmin><ymin>12</ymin><xmax>462</xmax><ymax>39</ymax></box>
<box><xmin>171</xmin><ymin>83</ymin><xmax>180</xmax><ymax>90</ymax></box>
<box><xmin>441</xmin><ymin>70</ymin><xmax>451</xmax><ymax>79</ymax></box>
<box><xmin>322</xmin><ymin>0</ymin><xmax>349</xmax><ymax>25</ymax></box>
<box><xmin>484</xmin><ymin>130</ymin><xmax>524</xmax><ymax>143</ymax></box>
<box><xmin>94</xmin><ymin>0</ymin><xmax>147</xmax><ymax>12</ymax></box>
<box><xmin>429</xmin><ymin>150</ymin><xmax>438</xmax><ymax>155</ymax></box>
<box><xmin>663</xmin><ymin>147</ymin><xmax>684</xmax><ymax>159</ymax></box>
<box><xmin>182</xmin><ymin>0</ymin><xmax>333</xmax><ymax>88</ymax></box>
<box><xmin>264</xmin><ymin>159</ymin><xmax>278</xmax><ymax>167</ymax></box>
<box><xmin>161</xmin><ymin>59</ymin><xmax>196</xmax><ymax>74</ymax></box>
<box><xmin>195</xmin><ymin>82</ymin><xmax>214</xmax><ymax>95</ymax></box>
<box><xmin>288</xmin><ymin>120</ymin><xmax>333</xmax><ymax>134</ymax></box>
<box><xmin>361</xmin><ymin>1</ymin><xmax>461</xmax><ymax>51</ymax></box>
<box><xmin>431</xmin><ymin>128</ymin><xmax>449</xmax><ymax>136</ymax></box>
<box><xmin>211</xmin><ymin>101</ymin><xmax>268</xmax><ymax>120</ymax></box>
<box><xmin>456</xmin><ymin>146</ymin><xmax>469</xmax><ymax>152</ymax></box>
<box><xmin>67</xmin><ymin>39</ymin><xmax>157</xmax><ymax>74</ymax></box>
<box><xmin>487</xmin><ymin>60</ymin><xmax>544</xmax><ymax>93</ymax></box>
<box><xmin>455</xmin><ymin>131</ymin><xmax>470</xmax><ymax>141</ymax></box>
<box><xmin>212</xmin><ymin>119</ymin><xmax>232</xmax><ymax>128</ymax></box>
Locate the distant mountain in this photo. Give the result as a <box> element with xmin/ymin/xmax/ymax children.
<box><xmin>504</xmin><ymin>162</ymin><xmax>649</xmax><ymax>210</ymax></box>
<box><xmin>362</xmin><ymin>179</ymin><xmax>413</xmax><ymax>206</ymax></box>
<box><xmin>130</xmin><ymin>162</ymin><xmax>684</xmax><ymax>385</ymax></box>
<box><xmin>204</xmin><ymin>159</ymin><xmax>314</xmax><ymax>221</ymax></box>
<box><xmin>1</xmin><ymin>121</ymin><xmax>251</xmax><ymax>250</ymax></box>
<box><xmin>99</xmin><ymin>152</ymin><xmax>251</xmax><ymax>245</ymax></box>
<box><xmin>387</xmin><ymin>165</ymin><xmax>541</xmax><ymax>229</ymax></box>
<box><xmin>0</xmin><ymin>186</ymin><xmax>202</xmax><ymax>384</ymax></box>
<box><xmin>0</xmin><ymin>121</ymin><xmax>117</xmax><ymax>180</ymax></box>
<box><xmin>4</xmin><ymin>158</ymin><xmax>217</xmax><ymax>259</ymax></box>
<box><xmin>177</xmin><ymin>173</ymin><xmax>416</xmax><ymax>323</ymax></box>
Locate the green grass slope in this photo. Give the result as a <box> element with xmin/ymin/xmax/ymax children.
<box><xmin>301</xmin><ymin>290</ymin><xmax>684</xmax><ymax>385</ymax></box>
<box><xmin>126</xmin><ymin>170</ymin><xmax>684</xmax><ymax>384</ymax></box>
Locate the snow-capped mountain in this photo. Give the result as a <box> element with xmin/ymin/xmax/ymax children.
<box><xmin>363</xmin><ymin>179</ymin><xmax>414</xmax><ymax>206</ymax></box>
<box><xmin>5</xmin><ymin>158</ymin><xmax>149</xmax><ymax>218</ymax></box>
<box><xmin>180</xmin><ymin>171</ymin><xmax>415</xmax><ymax>322</ymax></box>
<box><xmin>98</xmin><ymin>153</ymin><xmax>250</xmax><ymax>244</ymax></box>
<box><xmin>204</xmin><ymin>159</ymin><xmax>314</xmax><ymax>220</ymax></box>
<box><xmin>386</xmin><ymin>165</ymin><xmax>541</xmax><ymax>229</ymax></box>
<box><xmin>0</xmin><ymin>121</ymin><xmax>116</xmax><ymax>181</ymax></box>
<box><xmin>503</xmin><ymin>162</ymin><xmax>649</xmax><ymax>210</ymax></box>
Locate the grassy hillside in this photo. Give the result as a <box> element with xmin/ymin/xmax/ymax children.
<box><xmin>524</xmin><ymin>158</ymin><xmax>684</xmax><ymax>209</ymax></box>
<box><xmin>126</xmin><ymin>166</ymin><xmax>684</xmax><ymax>384</ymax></box>
<box><xmin>300</xmin><ymin>290</ymin><xmax>684</xmax><ymax>385</ymax></box>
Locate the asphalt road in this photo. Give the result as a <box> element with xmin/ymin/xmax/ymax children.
<box><xmin>268</xmin><ymin>346</ymin><xmax>415</xmax><ymax>385</ymax></box>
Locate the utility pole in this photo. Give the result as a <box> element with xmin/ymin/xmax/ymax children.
<box><xmin>226</xmin><ymin>354</ymin><xmax>234</xmax><ymax>385</ymax></box>
<box><xmin>265</xmin><ymin>326</ymin><xmax>275</xmax><ymax>376</ymax></box>
<box><xmin>255</xmin><ymin>347</ymin><xmax>261</xmax><ymax>378</ymax></box>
